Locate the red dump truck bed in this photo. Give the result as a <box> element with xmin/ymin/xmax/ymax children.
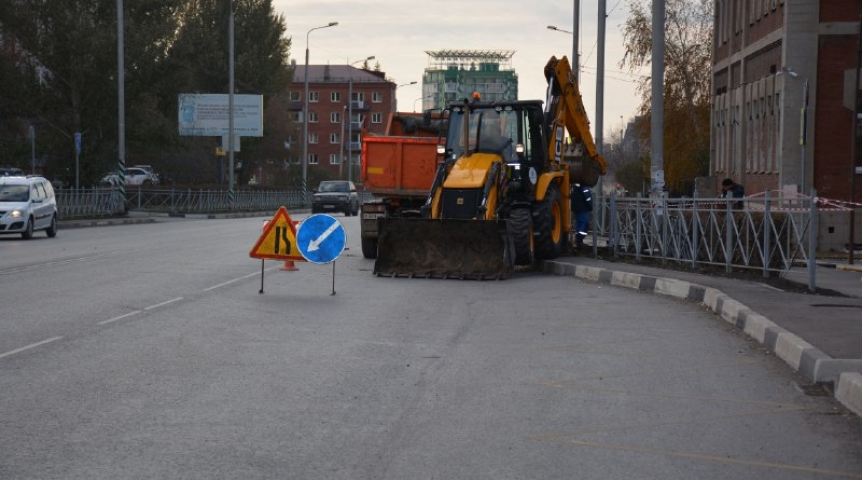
<box><xmin>360</xmin><ymin>135</ymin><xmax>438</xmax><ymax>197</ymax></box>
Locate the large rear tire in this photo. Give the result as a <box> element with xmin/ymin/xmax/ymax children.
<box><xmin>508</xmin><ymin>207</ymin><xmax>533</xmax><ymax>266</ymax></box>
<box><xmin>533</xmin><ymin>182</ymin><xmax>566</xmax><ymax>260</ymax></box>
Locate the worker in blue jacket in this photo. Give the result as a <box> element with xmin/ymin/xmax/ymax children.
<box><xmin>570</xmin><ymin>183</ymin><xmax>593</xmax><ymax>250</ymax></box>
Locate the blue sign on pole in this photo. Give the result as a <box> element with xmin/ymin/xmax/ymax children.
<box><xmin>296</xmin><ymin>214</ymin><xmax>346</xmax><ymax>264</ymax></box>
<box><xmin>74</xmin><ymin>132</ymin><xmax>82</xmax><ymax>155</ymax></box>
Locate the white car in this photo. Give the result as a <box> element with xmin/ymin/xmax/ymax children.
<box><xmin>101</xmin><ymin>167</ymin><xmax>158</xmax><ymax>187</ymax></box>
<box><xmin>0</xmin><ymin>176</ymin><xmax>58</xmax><ymax>239</ymax></box>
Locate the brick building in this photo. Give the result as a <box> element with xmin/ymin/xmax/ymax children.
<box><xmin>289</xmin><ymin>65</ymin><xmax>396</xmax><ymax>182</ymax></box>
<box><xmin>711</xmin><ymin>0</ymin><xmax>861</xmax><ymax>205</ymax></box>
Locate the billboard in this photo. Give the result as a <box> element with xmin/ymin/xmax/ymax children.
<box><xmin>178</xmin><ymin>94</ymin><xmax>263</xmax><ymax>137</ymax></box>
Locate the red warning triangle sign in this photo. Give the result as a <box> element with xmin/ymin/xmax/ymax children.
<box><xmin>249</xmin><ymin>206</ymin><xmax>306</xmax><ymax>261</ymax></box>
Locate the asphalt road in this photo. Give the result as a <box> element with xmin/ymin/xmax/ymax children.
<box><xmin>1</xmin><ymin>215</ymin><xmax>861</xmax><ymax>479</ymax></box>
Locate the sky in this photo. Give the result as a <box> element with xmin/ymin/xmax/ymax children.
<box><xmin>273</xmin><ymin>0</ymin><xmax>648</xmax><ymax>141</ymax></box>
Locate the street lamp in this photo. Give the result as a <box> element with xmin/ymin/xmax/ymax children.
<box><xmin>547</xmin><ymin>24</ymin><xmax>578</xmax><ymax>78</ymax></box>
<box><xmin>546</xmin><ymin>25</ymin><xmax>572</xmax><ymax>34</ymax></box>
<box><xmin>348</xmin><ymin>55</ymin><xmax>374</xmax><ymax>183</ymax></box>
<box><xmin>302</xmin><ymin>21</ymin><xmax>338</xmax><ymax>204</ymax></box>
<box><xmin>394</xmin><ymin>81</ymin><xmax>417</xmax><ymax>111</ymax></box>
<box><xmin>414</xmin><ymin>95</ymin><xmax>432</xmax><ymax>113</ymax></box>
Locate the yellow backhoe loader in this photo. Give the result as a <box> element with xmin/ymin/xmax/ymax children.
<box><xmin>374</xmin><ymin>56</ymin><xmax>607</xmax><ymax>279</ymax></box>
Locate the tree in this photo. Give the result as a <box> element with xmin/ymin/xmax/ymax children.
<box><xmin>620</xmin><ymin>0</ymin><xmax>712</xmax><ymax>195</ymax></box>
<box><xmin>0</xmin><ymin>0</ymin><xmax>293</xmax><ymax>186</ymax></box>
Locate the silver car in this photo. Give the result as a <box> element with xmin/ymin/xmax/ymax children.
<box><xmin>0</xmin><ymin>176</ymin><xmax>58</xmax><ymax>239</ymax></box>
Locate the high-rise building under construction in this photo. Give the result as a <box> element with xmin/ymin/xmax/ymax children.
<box><xmin>420</xmin><ymin>50</ymin><xmax>518</xmax><ymax>111</ymax></box>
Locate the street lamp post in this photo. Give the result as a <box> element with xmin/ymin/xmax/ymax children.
<box><xmin>348</xmin><ymin>55</ymin><xmax>374</xmax><ymax>184</ymax></box>
<box><xmin>396</xmin><ymin>81</ymin><xmax>417</xmax><ymax>111</ymax></box>
<box><xmin>28</xmin><ymin>125</ymin><xmax>35</xmax><ymax>175</ymax></box>
<box><xmin>414</xmin><ymin>95</ymin><xmax>432</xmax><ymax>113</ymax></box>
<box><xmin>547</xmin><ymin>24</ymin><xmax>578</xmax><ymax>75</ymax></box>
<box><xmin>302</xmin><ymin>21</ymin><xmax>338</xmax><ymax>204</ymax></box>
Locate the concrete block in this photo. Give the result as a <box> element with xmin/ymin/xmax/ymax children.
<box><xmin>835</xmin><ymin>372</ymin><xmax>862</xmax><ymax>418</ymax></box>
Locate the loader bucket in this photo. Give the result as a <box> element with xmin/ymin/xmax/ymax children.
<box><xmin>374</xmin><ymin>218</ymin><xmax>512</xmax><ymax>280</ymax></box>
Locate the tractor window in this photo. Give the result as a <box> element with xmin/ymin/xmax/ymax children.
<box><xmin>447</xmin><ymin>107</ymin><xmax>520</xmax><ymax>159</ymax></box>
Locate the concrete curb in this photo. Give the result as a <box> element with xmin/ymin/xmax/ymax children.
<box><xmin>58</xmin><ymin>217</ymin><xmax>156</xmax><ymax>229</ymax></box>
<box><xmin>542</xmin><ymin>260</ymin><xmax>862</xmax><ymax>418</ymax></box>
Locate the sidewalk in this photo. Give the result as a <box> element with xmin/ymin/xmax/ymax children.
<box><xmin>542</xmin><ymin>253</ymin><xmax>862</xmax><ymax>418</ymax></box>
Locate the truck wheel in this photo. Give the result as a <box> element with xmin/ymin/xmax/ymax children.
<box><xmin>361</xmin><ymin>237</ymin><xmax>378</xmax><ymax>259</ymax></box>
<box><xmin>533</xmin><ymin>182</ymin><xmax>566</xmax><ymax>260</ymax></box>
<box><xmin>508</xmin><ymin>207</ymin><xmax>533</xmax><ymax>266</ymax></box>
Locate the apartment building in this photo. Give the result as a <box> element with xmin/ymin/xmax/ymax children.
<box><xmin>712</xmin><ymin>0</ymin><xmax>861</xmax><ymax>204</ymax></box>
<box><xmin>289</xmin><ymin>65</ymin><xmax>396</xmax><ymax>181</ymax></box>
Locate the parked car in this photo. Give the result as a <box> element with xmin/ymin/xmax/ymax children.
<box><xmin>0</xmin><ymin>176</ymin><xmax>58</xmax><ymax>239</ymax></box>
<box><xmin>131</xmin><ymin>165</ymin><xmax>161</xmax><ymax>184</ymax></box>
<box><xmin>101</xmin><ymin>167</ymin><xmax>158</xmax><ymax>187</ymax></box>
<box><xmin>312</xmin><ymin>180</ymin><xmax>360</xmax><ymax>216</ymax></box>
<box><xmin>0</xmin><ymin>166</ymin><xmax>25</xmax><ymax>177</ymax></box>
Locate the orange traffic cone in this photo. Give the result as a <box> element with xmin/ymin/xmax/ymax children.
<box><xmin>280</xmin><ymin>219</ymin><xmax>300</xmax><ymax>271</ymax></box>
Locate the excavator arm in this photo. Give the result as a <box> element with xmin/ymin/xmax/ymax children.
<box><xmin>543</xmin><ymin>56</ymin><xmax>608</xmax><ymax>186</ymax></box>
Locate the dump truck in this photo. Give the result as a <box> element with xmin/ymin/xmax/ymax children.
<box><xmin>360</xmin><ymin>113</ymin><xmax>445</xmax><ymax>259</ymax></box>
<box><xmin>373</xmin><ymin>55</ymin><xmax>607</xmax><ymax>279</ymax></box>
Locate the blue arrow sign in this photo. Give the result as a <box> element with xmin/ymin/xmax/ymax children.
<box><xmin>296</xmin><ymin>214</ymin><xmax>346</xmax><ymax>264</ymax></box>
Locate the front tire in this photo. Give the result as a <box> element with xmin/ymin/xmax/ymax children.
<box><xmin>21</xmin><ymin>217</ymin><xmax>34</xmax><ymax>240</ymax></box>
<box><xmin>46</xmin><ymin>214</ymin><xmax>58</xmax><ymax>238</ymax></box>
<box><xmin>508</xmin><ymin>207</ymin><xmax>533</xmax><ymax>266</ymax></box>
<box><xmin>533</xmin><ymin>182</ymin><xmax>566</xmax><ymax>260</ymax></box>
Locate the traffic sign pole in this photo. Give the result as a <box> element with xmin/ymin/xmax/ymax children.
<box><xmin>296</xmin><ymin>214</ymin><xmax>347</xmax><ymax>296</ymax></box>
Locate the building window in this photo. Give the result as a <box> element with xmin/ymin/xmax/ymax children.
<box><xmin>371</xmin><ymin>112</ymin><xmax>383</xmax><ymax>124</ymax></box>
<box><xmin>309</xmin><ymin>133</ymin><xmax>318</xmax><ymax>144</ymax></box>
<box><xmin>330</xmin><ymin>111</ymin><xmax>342</xmax><ymax>123</ymax></box>
<box><xmin>289</xmin><ymin>91</ymin><xmax>300</xmax><ymax>101</ymax></box>
<box><xmin>330</xmin><ymin>133</ymin><xmax>340</xmax><ymax>144</ymax></box>
<box><xmin>308</xmin><ymin>112</ymin><xmax>318</xmax><ymax>123</ymax></box>
<box><xmin>309</xmin><ymin>91</ymin><xmax>319</xmax><ymax>103</ymax></box>
<box><xmin>308</xmin><ymin>154</ymin><xmax>318</xmax><ymax>165</ymax></box>
<box><xmin>290</xmin><ymin>111</ymin><xmax>301</xmax><ymax>122</ymax></box>
<box><xmin>372</xmin><ymin>91</ymin><xmax>383</xmax><ymax>103</ymax></box>
<box><xmin>351</xmin><ymin>92</ymin><xmax>365</xmax><ymax>102</ymax></box>
<box><xmin>329</xmin><ymin>154</ymin><xmax>341</xmax><ymax>165</ymax></box>
<box><xmin>331</xmin><ymin>92</ymin><xmax>341</xmax><ymax>102</ymax></box>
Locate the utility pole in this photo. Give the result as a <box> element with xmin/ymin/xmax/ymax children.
<box><xmin>228</xmin><ymin>0</ymin><xmax>235</xmax><ymax>204</ymax></box>
<box><xmin>572</xmin><ymin>0</ymin><xmax>579</xmax><ymax>75</ymax></box>
<box><xmin>596</xmin><ymin>0</ymin><xmax>606</xmax><ymax>155</ymax></box>
<box><xmin>651</xmin><ymin>0</ymin><xmax>665</xmax><ymax>193</ymax></box>
<box><xmin>117</xmin><ymin>0</ymin><xmax>126</xmax><ymax>205</ymax></box>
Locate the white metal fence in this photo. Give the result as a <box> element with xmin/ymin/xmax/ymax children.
<box><xmin>590</xmin><ymin>191</ymin><xmax>818</xmax><ymax>279</ymax></box>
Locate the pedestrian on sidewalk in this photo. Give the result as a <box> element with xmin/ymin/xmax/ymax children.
<box><xmin>571</xmin><ymin>183</ymin><xmax>592</xmax><ymax>250</ymax></box>
<box><xmin>721</xmin><ymin>178</ymin><xmax>745</xmax><ymax>210</ymax></box>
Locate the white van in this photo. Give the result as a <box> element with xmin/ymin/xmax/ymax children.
<box><xmin>0</xmin><ymin>176</ymin><xmax>58</xmax><ymax>239</ymax></box>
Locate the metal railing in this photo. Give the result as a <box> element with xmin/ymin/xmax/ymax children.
<box><xmin>592</xmin><ymin>191</ymin><xmax>817</xmax><ymax>277</ymax></box>
<box><xmin>57</xmin><ymin>187</ymin><xmax>307</xmax><ymax>218</ymax></box>
<box><xmin>56</xmin><ymin>186</ymin><xmax>377</xmax><ymax>219</ymax></box>
<box><xmin>126</xmin><ymin>187</ymin><xmax>305</xmax><ymax>213</ymax></box>
<box><xmin>56</xmin><ymin>188</ymin><xmax>125</xmax><ymax>219</ymax></box>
